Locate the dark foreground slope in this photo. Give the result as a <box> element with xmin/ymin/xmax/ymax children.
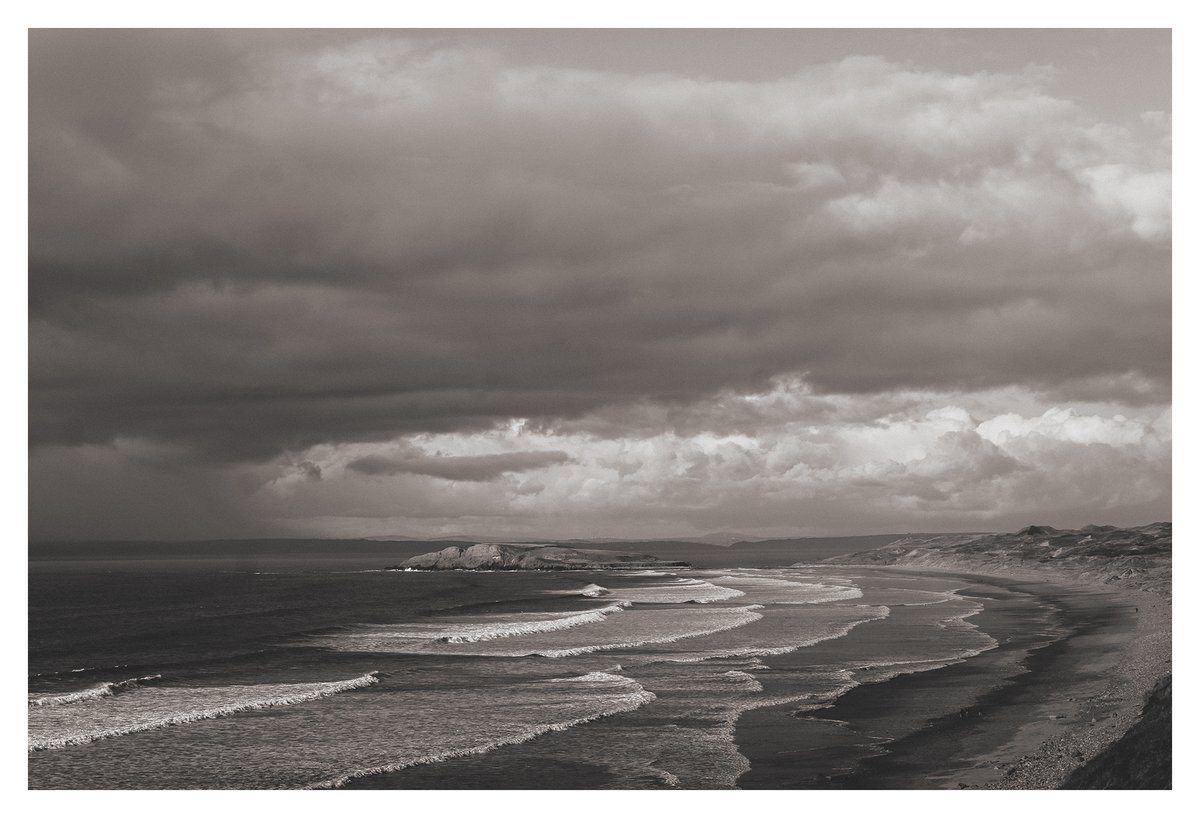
<box><xmin>1063</xmin><ymin>675</ymin><xmax>1172</xmax><ymax>789</ymax></box>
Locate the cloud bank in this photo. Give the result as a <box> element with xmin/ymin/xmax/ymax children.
<box><xmin>28</xmin><ymin>31</ymin><xmax>1170</xmax><ymax>539</ymax></box>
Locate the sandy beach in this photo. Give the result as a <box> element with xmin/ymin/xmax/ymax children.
<box><xmin>787</xmin><ymin>563</ymin><xmax>1171</xmax><ymax>789</ymax></box>
<box><xmin>974</xmin><ymin>579</ymin><xmax>1170</xmax><ymax>788</ymax></box>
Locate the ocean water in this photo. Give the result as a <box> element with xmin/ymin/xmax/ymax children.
<box><xmin>28</xmin><ymin>550</ymin><xmax>1066</xmax><ymax>789</ymax></box>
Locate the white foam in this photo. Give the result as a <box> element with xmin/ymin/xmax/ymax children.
<box><xmin>721</xmin><ymin>670</ymin><xmax>764</xmax><ymax>692</ymax></box>
<box><xmin>653</xmin><ymin>605</ymin><xmax>890</xmax><ymax>664</ymax></box>
<box><xmin>306</xmin><ymin>673</ymin><xmax>655</xmax><ymax>789</ymax></box>
<box><xmin>607</xmin><ymin>577</ymin><xmax>745</xmax><ymax>604</ymax></box>
<box><xmin>29</xmin><ymin>672</ymin><xmax>380</xmax><ymax>752</ymax></box>
<box><xmin>533</xmin><ymin>605</ymin><xmax>765</xmax><ymax>657</ymax></box>
<box><xmin>316</xmin><ymin>602</ymin><xmax>631</xmax><ymax>649</ymax></box>
<box><xmin>706</xmin><ymin>573</ymin><xmax>863</xmax><ymax>604</ymax></box>
<box><xmin>936</xmin><ymin>598</ymin><xmax>987</xmax><ymax>629</ymax></box>
<box><xmin>546</xmin><ymin>583</ymin><xmax>610</xmax><ymax>598</ymax></box>
<box><xmin>317</xmin><ymin>604</ymin><xmax>765</xmax><ymax>658</ymax></box>
<box><xmin>577</xmin><ymin>661</ymin><xmax>764</xmax><ymax>788</ymax></box>
<box><xmin>439</xmin><ymin>603</ymin><xmax>631</xmax><ymax>642</ymax></box>
<box><xmin>646</xmin><ymin>765</ymin><xmax>682</xmax><ymax>788</ymax></box>
<box><xmin>553</xmin><ymin>671</ymin><xmax>635</xmax><ymax>684</ymax></box>
<box><xmin>29</xmin><ymin>675</ymin><xmax>162</xmax><ymax>707</ymax></box>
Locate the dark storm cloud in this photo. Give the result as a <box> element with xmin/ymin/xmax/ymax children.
<box><xmin>346</xmin><ymin>449</ymin><xmax>572</xmax><ymax>481</ymax></box>
<box><xmin>29</xmin><ymin>30</ymin><xmax>1171</xmax><ymax>466</ymax></box>
<box><xmin>296</xmin><ymin>460</ymin><xmax>323</xmax><ymax>481</ymax></box>
<box><xmin>27</xmin><ymin>441</ymin><xmax>278</xmax><ymax>540</ymax></box>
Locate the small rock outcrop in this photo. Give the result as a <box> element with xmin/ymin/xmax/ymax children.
<box><xmin>391</xmin><ymin>542</ymin><xmax>689</xmax><ymax>571</ymax></box>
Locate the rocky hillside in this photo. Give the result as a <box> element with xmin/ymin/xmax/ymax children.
<box><xmin>822</xmin><ymin>523</ymin><xmax>1171</xmax><ymax>596</ymax></box>
<box><xmin>392</xmin><ymin>542</ymin><xmax>689</xmax><ymax>570</ymax></box>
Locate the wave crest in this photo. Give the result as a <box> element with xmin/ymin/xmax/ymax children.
<box><xmin>306</xmin><ymin>672</ymin><xmax>655</xmax><ymax>789</ymax></box>
<box><xmin>609</xmin><ymin>577</ymin><xmax>745</xmax><ymax>604</ymax></box>
<box><xmin>533</xmin><ymin>605</ymin><xmax>765</xmax><ymax>657</ymax></box>
<box><xmin>440</xmin><ymin>603</ymin><xmax>630</xmax><ymax>643</ymax></box>
<box><xmin>29</xmin><ymin>671</ymin><xmax>381</xmax><ymax>752</ymax></box>
<box><xmin>29</xmin><ymin>675</ymin><xmax>163</xmax><ymax>708</ymax></box>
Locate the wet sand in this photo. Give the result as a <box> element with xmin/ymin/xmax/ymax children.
<box><xmin>736</xmin><ymin>567</ymin><xmax>1169</xmax><ymax>789</ymax></box>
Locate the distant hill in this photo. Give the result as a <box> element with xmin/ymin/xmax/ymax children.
<box><xmin>549</xmin><ymin>535</ymin><xmax>908</xmax><ymax>568</ymax></box>
<box><xmin>823</xmin><ymin>523</ymin><xmax>1171</xmax><ymax>596</ymax></box>
<box><xmin>557</xmin><ymin>532</ymin><xmax>765</xmax><ymax>547</ymax></box>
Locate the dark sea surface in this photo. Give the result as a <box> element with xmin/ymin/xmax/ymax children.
<box><xmin>28</xmin><ymin>542</ymin><xmax>1090</xmax><ymax>789</ymax></box>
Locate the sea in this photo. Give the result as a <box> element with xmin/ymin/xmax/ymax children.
<box><xmin>28</xmin><ymin>541</ymin><xmax>1076</xmax><ymax>789</ymax></box>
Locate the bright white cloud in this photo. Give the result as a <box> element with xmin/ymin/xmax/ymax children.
<box><xmin>1079</xmin><ymin>165</ymin><xmax>1171</xmax><ymax>241</ymax></box>
<box><xmin>245</xmin><ymin>380</ymin><xmax>1169</xmax><ymax>539</ymax></box>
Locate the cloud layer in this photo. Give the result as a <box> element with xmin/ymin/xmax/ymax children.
<box><xmin>346</xmin><ymin>449</ymin><xmax>572</xmax><ymax>481</ymax></box>
<box><xmin>239</xmin><ymin>382</ymin><xmax>1168</xmax><ymax>540</ymax></box>
<box><xmin>28</xmin><ymin>31</ymin><xmax>1171</xmax><ymax>539</ymax></box>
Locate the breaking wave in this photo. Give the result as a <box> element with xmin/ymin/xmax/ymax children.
<box><xmin>532</xmin><ymin>605</ymin><xmax>766</xmax><ymax>657</ymax></box>
<box><xmin>935</xmin><ymin>598</ymin><xmax>988</xmax><ymax>630</ymax></box>
<box><xmin>721</xmin><ymin>669</ymin><xmax>764</xmax><ymax>692</ymax></box>
<box><xmin>306</xmin><ymin>672</ymin><xmax>655</xmax><ymax>789</ymax></box>
<box><xmin>707</xmin><ymin>573</ymin><xmax>863</xmax><ymax>604</ymax></box>
<box><xmin>29</xmin><ymin>672</ymin><xmax>381</xmax><ymax>752</ymax></box>
<box><xmin>30</xmin><ymin>675</ymin><xmax>163</xmax><ymax>707</ymax></box>
<box><xmin>312</xmin><ymin>600</ymin><xmax>765</xmax><ymax>657</ymax></box>
<box><xmin>319</xmin><ymin>603</ymin><xmax>633</xmax><ymax>650</ymax></box>
<box><xmin>446</xmin><ymin>602</ymin><xmax>633</xmax><ymax>638</ymax></box>
<box><xmin>607</xmin><ymin>577</ymin><xmax>745</xmax><ymax>604</ymax></box>
<box><xmin>657</xmin><ymin>605</ymin><xmax>891</xmax><ymax>663</ymax></box>
<box><xmin>553</xmin><ymin>671</ymin><xmax>637</xmax><ymax>684</ymax></box>
<box><xmin>439</xmin><ymin>604</ymin><xmax>630</xmax><ymax>643</ymax></box>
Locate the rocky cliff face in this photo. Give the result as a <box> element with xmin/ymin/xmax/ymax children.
<box><xmin>393</xmin><ymin>542</ymin><xmax>689</xmax><ymax>570</ymax></box>
<box><xmin>821</xmin><ymin>522</ymin><xmax>1171</xmax><ymax>596</ymax></box>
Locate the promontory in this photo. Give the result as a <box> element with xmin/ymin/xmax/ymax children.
<box><xmin>391</xmin><ymin>541</ymin><xmax>690</xmax><ymax>570</ymax></box>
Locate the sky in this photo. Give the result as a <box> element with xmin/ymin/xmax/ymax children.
<box><xmin>27</xmin><ymin>28</ymin><xmax>1171</xmax><ymax>541</ymax></box>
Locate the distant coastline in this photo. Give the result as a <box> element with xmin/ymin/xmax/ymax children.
<box><xmin>391</xmin><ymin>542</ymin><xmax>689</xmax><ymax>571</ymax></box>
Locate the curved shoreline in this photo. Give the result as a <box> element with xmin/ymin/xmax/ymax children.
<box><xmin>758</xmin><ymin>563</ymin><xmax>1170</xmax><ymax>789</ymax></box>
<box><xmin>29</xmin><ymin>558</ymin><xmax>1168</xmax><ymax>789</ymax></box>
<box><xmin>339</xmin><ymin>564</ymin><xmax>1170</xmax><ymax>790</ymax></box>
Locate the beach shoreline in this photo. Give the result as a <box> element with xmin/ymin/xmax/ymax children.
<box><xmin>800</xmin><ymin>562</ymin><xmax>1170</xmax><ymax>789</ymax></box>
<box><xmin>978</xmin><ymin>582</ymin><xmax>1169</xmax><ymax>789</ymax></box>
<box><xmin>28</xmin><ymin>553</ymin><xmax>1170</xmax><ymax>789</ymax></box>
